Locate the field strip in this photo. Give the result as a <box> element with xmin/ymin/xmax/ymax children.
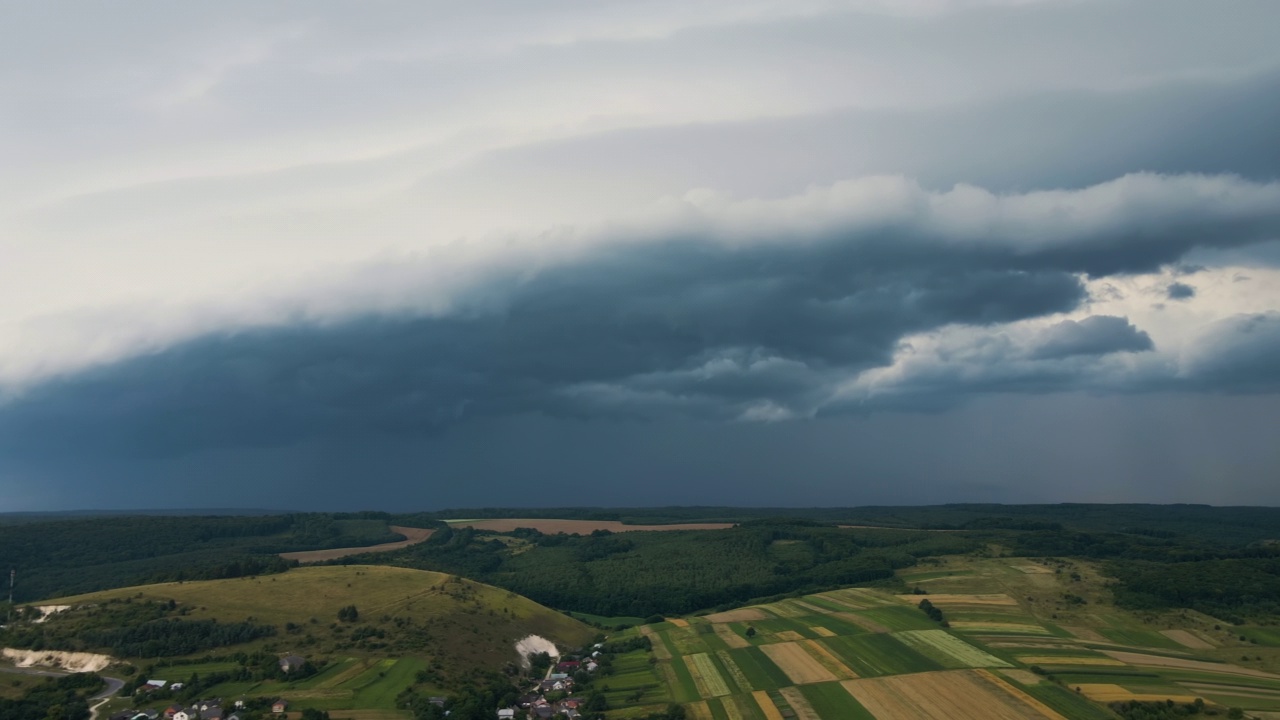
<box><xmin>1161</xmin><ymin>629</ymin><xmax>1215</xmax><ymax>649</ymax></box>
<box><xmin>1016</xmin><ymin>655</ymin><xmax>1125</xmax><ymax>666</ymax></box>
<box><xmin>801</xmin><ymin>639</ymin><xmax>858</xmax><ymax>679</ymax></box>
<box><xmin>810</xmin><ymin>626</ymin><xmax>836</xmax><ymax>637</ymax></box>
<box><xmin>655</xmin><ymin>662</ymin><xmax>681</xmax><ymax>695</ymax></box>
<box><xmin>704</xmin><ymin>608</ymin><xmax>772</xmax><ymax>623</ymax></box>
<box><xmin>280</xmin><ymin>525</ymin><xmax>436</xmax><ymax>562</ymax></box>
<box><xmin>951</xmin><ymin>622</ymin><xmax>1050</xmax><ymax>634</ymax></box>
<box><xmin>445</xmin><ymin>518</ymin><xmax>735</xmax><ymax>533</ymax></box>
<box><xmin>1076</xmin><ymin>684</ymin><xmax>1199</xmax><ymax>703</ymax></box>
<box><xmin>1061</xmin><ymin>625</ymin><xmax>1108</xmax><ymax>642</ymax></box>
<box><xmin>716</xmin><ymin>651</ymin><xmax>753</xmax><ymax>693</ymax></box>
<box><xmin>752</xmin><ymin>690</ymin><xmax>785</xmax><ymax>720</ymax></box>
<box><xmin>714</xmin><ymin>624</ymin><xmax>751</xmax><ymax>648</ymax></box>
<box><xmin>999</xmin><ymin>669</ymin><xmax>1043</xmax><ymax>685</ymax></box>
<box><xmin>318</xmin><ymin>659</ymin><xmax>370</xmax><ymax>688</ymax></box>
<box><xmin>686</xmin><ymin>653</ymin><xmax>732</xmax><ymax>697</ymax></box>
<box><xmin>841</xmin><ymin>670</ymin><xmax>1061</xmax><ymax>720</ymax></box>
<box><xmin>773</xmin><ymin>630</ymin><xmax>805</xmax><ymax>642</ymax></box>
<box><xmin>973</xmin><ymin>668</ymin><xmax>1067</xmax><ymax>719</ymax></box>
<box><xmin>982</xmin><ymin>640</ymin><xmax>1079</xmax><ymax>648</ymax></box>
<box><xmin>1100</xmin><ymin>650</ymin><xmax>1280</xmax><ymax>679</ymax></box>
<box><xmin>834</xmin><ymin>612</ymin><xmax>889</xmax><ymax>633</ymax></box>
<box><xmin>895</xmin><ymin>629</ymin><xmax>1011</xmax><ymax>668</ymax></box>
<box><xmin>641</xmin><ymin>626</ymin><xmax>672</xmax><ymax>660</ymax></box>
<box><xmin>668</xmin><ymin>618</ymin><xmax>690</xmax><ymax>628</ymax></box>
<box><xmin>762</xmin><ymin>602</ymin><xmax>806</xmax><ymax>619</ymax></box>
<box><xmin>685</xmin><ymin>700</ymin><xmax>712</xmax><ymax>720</ymax></box>
<box><xmin>760</xmin><ymin>642</ymin><xmax>837</xmax><ymax>684</ymax></box>
<box><xmin>791</xmin><ymin>600</ymin><xmax>831</xmax><ymax>615</ymax></box>
<box><xmin>719</xmin><ymin>696</ymin><xmax>746</xmax><ymax>720</ymax></box>
<box><xmin>1014</xmin><ymin>564</ymin><xmax>1055</xmax><ymax>574</ymax></box>
<box><xmin>777</xmin><ymin>686</ymin><xmax>821</xmax><ymax>720</ymax></box>
<box><xmin>1181</xmin><ymin>683</ymin><xmax>1280</xmax><ymax>698</ymax></box>
<box><xmin>898</xmin><ymin>593</ymin><xmax>1018</xmax><ymax>606</ymax></box>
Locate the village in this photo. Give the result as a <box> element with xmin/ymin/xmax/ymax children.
<box><xmin>104</xmin><ymin>643</ymin><xmax>609</xmax><ymax>720</ymax></box>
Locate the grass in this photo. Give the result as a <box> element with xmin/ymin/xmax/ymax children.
<box><xmin>798</xmin><ymin>681</ymin><xmax>876</xmax><ymax>719</ymax></box>
<box><xmin>724</xmin><ymin>648</ymin><xmax>791</xmax><ymax>691</ymax></box>
<box><xmin>1021</xmin><ymin>681</ymin><xmax>1116</xmax><ymax>719</ymax></box>
<box><xmin>855</xmin><ymin>605</ymin><xmax>941</xmax><ymax>632</ymax></box>
<box><xmin>820</xmin><ymin>634</ymin><xmax>942</xmax><ymax>677</ymax></box>
<box><xmin>569</xmin><ymin>611</ymin><xmax>648</xmax><ymax>628</ymax></box>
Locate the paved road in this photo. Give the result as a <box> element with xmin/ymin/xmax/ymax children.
<box><xmin>0</xmin><ymin>665</ymin><xmax>124</xmax><ymax>720</ymax></box>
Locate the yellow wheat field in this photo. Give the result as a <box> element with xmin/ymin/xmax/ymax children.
<box><xmin>778</xmin><ymin>687</ymin><xmax>822</xmax><ymax>720</ymax></box>
<box><xmin>811</xmin><ymin>626</ymin><xmax>837</xmax><ymax>637</ymax></box>
<box><xmin>685</xmin><ymin>653</ymin><xmax>732</xmax><ymax>698</ymax></box>
<box><xmin>668</xmin><ymin>617</ymin><xmax>690</xmax><ymax>628</ymax></box>
<box><xmin>841</xmin><ymin>669</ymin><xmax>1067</xmax><ymax>720</ymax></box>
<box><xmin>772</xmin><ymin>630</ymin><xmax>806</xmax><ymax>642</ymax></box>
<box><xmin>752</xmin><ymin>690</ymin><xmax>785</xmax><ymax>720</ymax></box>
<box><xmin>703</xmin><ymin>608</ymin><xmax>771</xmax><ymax>623</ymax></box>
<box><xmin>898</xmin><ymin>593</ymin><xmax>1018</xmax><ymax>606</ymax></box>
<box><xmin>713</xmin><ymin>623</ymin><xmax>751</xmax><ymax>648</ymax></box>
<box><xmin>802</xmin><ymin>639</ymin><xmax>858</xmax><ymax>679</ymax></box>
<box><xmin>1160</xmin><ymin>629</ymin><xmax>1215</xmax><ymax>649</ymax></box>
<box><xmin>1075</xmin><ymin>684</ymin><xmax>1199</xmax><ymax>703</ymax></box>
<box><xmin>760</xmin><ymin>641</ymin><xmax>837</xmax><ymax>684</ymax></box>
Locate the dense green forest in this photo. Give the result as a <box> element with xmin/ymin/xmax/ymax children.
<box><xmin>0</xmin><ymin>673</ymin><xmax>103</xmax><ymax>720</ymax></box>
<box><xmin>353</xmin><ymin>520</ymin><xmax>980</xmax><ymax>616</ymax></box>
<box><xmin>0</xmin><ymin>512</ymin><xmax>426</xmax><ymax>601</ymax></box>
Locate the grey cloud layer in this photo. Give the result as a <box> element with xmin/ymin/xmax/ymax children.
<box><xmin>2</xmin><ymin>172</ymin><xmax>1277</xmax><ymax>459</ymax></box>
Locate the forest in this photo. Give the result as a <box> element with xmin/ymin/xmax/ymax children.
<box><xmin>0</xmin><ymin>673</ymin><xmax>104</xmax><ymax>720</ymax></box>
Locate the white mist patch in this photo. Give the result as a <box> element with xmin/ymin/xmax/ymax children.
<box><xmin>33</xmin><ymin>605</ymin><xmax>71</xmax><ymax>623</ymax></box>
<box><xmin>515</xmin><ymin>635</ymin><xmax>560</xmax><ymax>669</ymax></box>
<box><xmin>2</xmin><ymin>648</ymin><xmax>113</xmax><ymax>672</ymax></box>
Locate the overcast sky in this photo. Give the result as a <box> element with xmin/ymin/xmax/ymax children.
<box><xmin>2</xmin><ymin>0</ymin><xmax>1279</xmax><ymax>511</ymax></box>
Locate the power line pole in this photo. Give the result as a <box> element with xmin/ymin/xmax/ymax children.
<box><xmin>6</xmin><ymin>569</ymin><xmax>13</xmax><ymax>624</ymax></box>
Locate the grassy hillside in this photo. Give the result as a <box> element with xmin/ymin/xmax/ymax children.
<box><xmin>7</xmin><ymin>565</ymin><xmax>594</xmax><ymax>716</ymax></box>
<box><xmin>25</xmin><ymin>565</ymin><xmax>592</xmax><ymax>659</ymax></box>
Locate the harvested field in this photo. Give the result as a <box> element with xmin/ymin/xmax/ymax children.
<box><xmin>1100</xmin><ymin>650</ymin><xmax>1280</xmax><ymax>679</ymax></box>
<box><xmin>752</xmin><ymin>690</ymin><xmax>784</xmax><ymax>720</ymax></box>
<box><xmin>1015</xmin><ymin>565</ymin><xmax>1055</xmax><ymax>574</ymax></box>
<box><xmin>1181</xmin><ymin>683</ymin><xmax>1280</xmax><ymax>699</ymax></box>
<box><xmin>1000</xmin><ymin>669</ymin><xmax>1044</xmax><ymax>685</ymax></box>
<box><xmin>951</xmin><ymin>622</ymin><xmax>1050</xmax><ymax>634</ymax></box>
<box><xmin>791</xmin><ymin>601</ymin><xmax>832</xmax><ymax>616</ymax></box>
<box><xmin>640</xmin><ymin>626</ymin><xmax>672</xmax><ymax>660</ymax></box>
<box><xmin>760</xmin><ymin>642</ymin><xmax>837</xmax><ymax>684</ymax></box>
<box><xmin>777</xmin><ymin>686</ymin><xmax>821</xmax><ymax>720</ymax></box>
<box><xmin>715</xmin><ymin>651</ymin><xmax>753</xmax><ymax>693</ymax></box>
<box><xmin>704</xmin><ymin>608</ymin><xmax>771</xmax><ymax>623</ymax></box>
<box><xmin>668</xmin><ymin>618</ymin><xmax>690</xmax><ymax>628</ymax></box>
<box><xmin>446</xmin><ymin>519</ymin><xmax>733</xmax><ymax>534</ymax></box>
<box><xmin>898</xmin><ymin>593</ymin><xmax>1018</xmax><ymax>606</ymax></box>
<box><xmin>835</xmin><ymin>612</ymin><xmax>890</xmax><ymax>633</ymax></box>
<box><xmin>685</xmin><ymin>653</ymin><xmax>732</xmax><ymax>698</ymax></box>
<box><xmin>811</xmin><ymin>627</ymin><xmax>836</xmax><ymax>638</ymax></box>
<box><xmin>1075</xmin><ymin>684</ymin><xmax>1199</xmax><ymax>703</ymax></box>
<box><xmin>1016</xmin><ymin>656</ymin><xmax>1125</xmax><ymax>666</ymax></box>
<box><xmin>841</xmin><ymin>669</ymin><xmax>1066</xmax><ymax>719</ymax></box>
<box><xmin>685</xmin><ymin>700</ymin><xmax>713</xmax><ymax>720</ymax></box>
<box><xmin>1161</xmin><ymin>629</ymin><xmax>1215</xmax><ymax>649</ymax></box>
<box><xmin>280</xmin><ymin>526</ymin><xmax>435</xmax><ymax>562</ymax></box>
<box><xmin>772</xmin><ymin>630</ymin><xmax>806</xmax><ymax>642</ymax></box>
<box><xmin>801</xmin><ymin>639</ymin><xmax>858</xmax><ymax>679</ymax></box>
<box><xmin>714</xmin><ymin>624</ymin><xmax>751</xmax><ymax>649</ymax></box>
<box><xmin>894</xmin><ymin>629</ymin><xmax>1011</xmax><ymax>668</ymax></box>
<box><xmin>983</xmin><ymin>640</ymin><xmax>1081</xmax><ymax>649</ymax></box>
<box><xmin>1062</xmin><ymin>626</ymin><xmax>1108</xmax><ymax>643</ymax></box>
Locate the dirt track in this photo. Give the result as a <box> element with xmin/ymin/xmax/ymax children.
<box><xmin>446</xmin><ymin>519</ymin><xmax>734</xmax><ymax>534</ymax></box>
<box><xmin>280</xmin><ymin>526</ymin><xmax>435</xmax><ymax>562</ymax></box>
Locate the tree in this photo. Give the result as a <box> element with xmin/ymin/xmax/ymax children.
<box><xmin>744</xmin><ymin>627</ymin><xmax>756</xmax><ymax>638</ymax></box>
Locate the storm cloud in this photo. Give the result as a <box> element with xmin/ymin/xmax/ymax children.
<box><xmin>1</xmin><ymin>0</ymin><xmax>1279</xmax><ymax>508</ymax></box>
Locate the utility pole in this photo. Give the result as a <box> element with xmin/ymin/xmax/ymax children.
<box><xmin>6</xmin><ymin>569</ymin><xmax>13</xmax><ymax>624</ymax></box>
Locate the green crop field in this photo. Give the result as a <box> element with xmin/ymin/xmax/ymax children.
<box><xmin>799</xmin><ymin>681</ymin><xmax>875</xmax><ymax>719</ymax></box>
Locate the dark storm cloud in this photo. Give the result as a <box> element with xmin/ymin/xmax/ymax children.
<box><xmin>1030</xmin><ymin>316</ymin><xmax>1154</xmax><ymax>360</ymax></box>
<box><xmin>1184</xmin><ymin>313</ymin><xmax>1280</xmax><ymax>391</ymax></box>
<box><xmin>1166</xmin><ymin>282</ymin><xmax>1197</xmax><ymax>300</ymax></box>
<box><xmin>2</xmin><ymin>170</ymin><xmax>1280</xmax><ymax>461</ymax></box>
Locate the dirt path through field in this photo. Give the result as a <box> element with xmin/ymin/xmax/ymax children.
<box><xmin>280</xmin><ymin>526</ymin><xmax>435</xmax><ymax>562</ymax></box>
<box><xmin>447</xmin><ymin>519</ymin><xmax>734</xmax><ymax>533</ymax></box>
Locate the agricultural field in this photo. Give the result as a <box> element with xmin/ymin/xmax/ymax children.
<box><xmin>603</xmin><ymin>556</ymin><xmax>1280</xmax><ymax>718</ymax></box>
<box><xmin>444</xmin><ymin>519</ymin><xmax>735</xmax><ymax>533</ymax></box>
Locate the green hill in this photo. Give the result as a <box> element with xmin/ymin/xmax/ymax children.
<box><xmin>8</xmin><ymin>565</ymin><xmax>593</xmax><ymax>698</ymax></box>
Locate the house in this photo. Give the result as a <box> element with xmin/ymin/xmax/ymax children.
<box><xmin>555</xmin><ymin>660</ymin><xmax>580</xmax><ymax>672</ymax></box>
<box><xmin>143</xmin><ymin>680</ymin><xmax>168</xmax><ymax>692</ymax></box>
<box><xmin>532</xmin><ymin>706</ymin><xmax>554</xmax><ymax>720</ymax></box>
<box><xmin>203</xmin><ymin>707</ymin><xmax>223</xmax><ymax>720</ymax></box>
<box><xmin>585</xmin><ymin>662</ymin><xmax>598</xmax><ymax>673</ymax></box>
<box><xmin>164</xmin><ymin>705</ymin><xmax>183</xmax><ymax>719</ymax></box>
<box><xmin>563</xmin><ymin>710</ymin><xmax>581</xmax><ymax>719</ymax></box>
<box><xmin>271</xmin><ymin>700</ymin><xmax>289</xmax><ymax>714</ymax></box>
<box><xmin>172</xmin><ymin>711</ymin><xmax>193</xmax><ymax>720</ymax></box>
<box><xmin>497</xmin><ymin>709</ymin><xmax>516</xmax><ymax>719</ymax></box>
<box><xmin>170</xmin><ymin>683</ymin><xmax>185</xmax><ymax>691</ymax></box>
<box><xmin>279</xmin><ymin>655</ymin><xmax>307</xmax><ymax>673</ymax></box>
<box><xmin>133</xmin><ymin>711</ymin><xmax>159</xmax><ymax>720</ymax></box>
<box><xmin>517</xmin><ymin>694</ymin><xmax>540</xmax><ymax>708</ymax></box>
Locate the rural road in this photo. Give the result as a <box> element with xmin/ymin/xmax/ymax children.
<box><xmin>0</xmin><ymin>664</ymin><xmax>124</xmax><ymax>720</ymax></box>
